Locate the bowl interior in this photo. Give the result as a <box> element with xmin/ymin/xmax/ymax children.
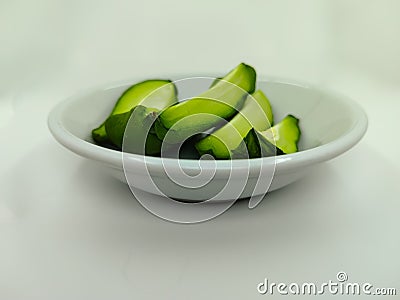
<box><xmin>60</xmin><ymin>80</ymin><xmax>358</xmax><ymax>155</ymax></box>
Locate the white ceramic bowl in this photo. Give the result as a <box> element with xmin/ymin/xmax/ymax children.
<box><xmin>48</xmin><ymin>77</ymin><xmax>367</xmax><ymax>201</ymax></box>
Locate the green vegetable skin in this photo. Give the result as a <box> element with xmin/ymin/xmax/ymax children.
<box><xmin>195</xmin><ymin>90</ymin><xmax>273</xmax><ymax>159</ymax></box>
<box><xmin>92</xmin><ymin>80</ymin><xmax>177</xmax><ymax>145</ymax></box>
<box><xmin>155</xmin><ymin>63</ymin><xmax>256</xmax><ymax>144</ymax></box>
<box><xmin>246</xmin><ymin>114</ymin><xmax>301</xmax><ymax>158</ymax></box>
<box><xmin>105</xmin><ymin>105</ymin><xmax>162</xmax><ymax>155</ymax></box>
<box><xmin>209</xmin><ymin>77</ymin><xmax>221</xmax><ymax>88</ymax></box>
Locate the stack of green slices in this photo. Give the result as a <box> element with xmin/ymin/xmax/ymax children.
<box><xmin>92</xmin><ymin>63</ymin><xmax>301</xmax><ymax>159</ymax></box>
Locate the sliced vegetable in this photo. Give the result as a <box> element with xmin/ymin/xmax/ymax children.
<box><xmin>90</xmin><ymin>63</ymin><xmax>302</xmax><ymax>159</ymax></box>
<box><xmin>105</xmin><ymin>105</ymin><xmax>162</xmax><ymax>155</ymax></box>
<box><xmin>246</xmin><ymin>114</ymin><xmax>301</xmax><ymax>158</ymax></box>
<box><xmin>92</xmin><ymin>80</ymin><xmax>177</xmax><ymax>145</ymax></box>
<box><xmin>245</xmin><ymin>129</ymin><xmax>279</xmax><ymax>158</ymax></box>
<box><xmin>155</xmin><ymin>63</ymin><xmax>256</xmax><ymax>144</ymax></box>
<box><xmin>195</xmin><ymin>90</ymin><xmax>273</xmax><ymax>159</ymax></box>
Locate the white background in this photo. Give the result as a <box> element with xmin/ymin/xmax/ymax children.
<box><xmin>1</xmin><ymin>0</ymin><xmax>399</xmax><ymax>299</ymax></box>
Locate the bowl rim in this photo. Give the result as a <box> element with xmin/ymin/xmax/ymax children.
<box><xmin>48</xmin><ymin>76</ymin><xmax>368</xmax><ymax>173</ymax></box>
